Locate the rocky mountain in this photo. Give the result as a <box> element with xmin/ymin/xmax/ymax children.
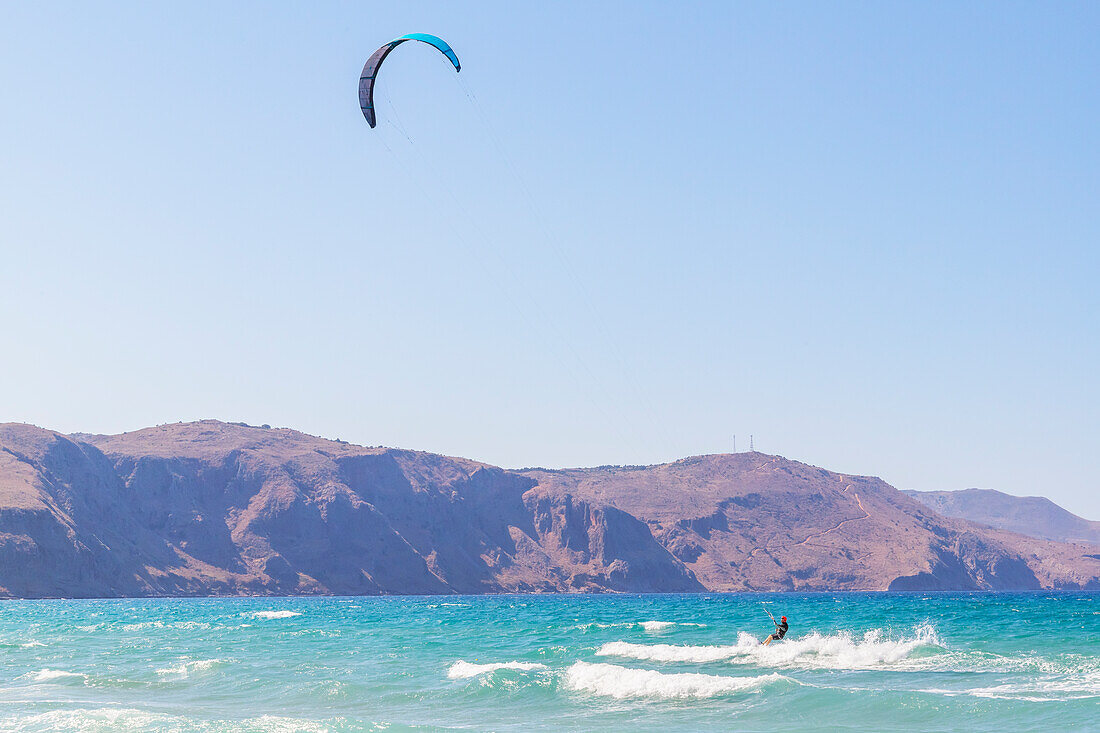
<box><xmin>1</xmin><ymin>420</ymin><xmax>1098</xmax><ymax>598</ymax></box>
<box><xmin>904</xmin><ymin>488</ymin><xmax>1100</xmax><ymax>546</ymax></box>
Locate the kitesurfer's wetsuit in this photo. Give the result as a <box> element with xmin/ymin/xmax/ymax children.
<box><xmin>769</xmin><ymin>620</ymin><xmax>788</xmax><ymax>641</ymax></box>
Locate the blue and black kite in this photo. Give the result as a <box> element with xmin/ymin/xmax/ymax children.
<box><xmin>359</xmin><ymin>33</ymin><xmax>460</xmax><ymax>128</ymax></box>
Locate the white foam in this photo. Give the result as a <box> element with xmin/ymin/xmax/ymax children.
<box><xmin>961</xmin><ymin>670</ymin><xmax>1100</xmax><ymax>702</ymax></box>
<box><xmin>568</xmin><ymin>622</ymin><xmax>633</xmax><ymax>631</ymax></box>
<box><xmin>447</xmin><ymin>660</ymin><xmax>548</xmax><ymax>679</ymax></box>
<box><xmin>564</xmin><ymin>661</ymin><xmax>789</xmax><ymax>699</ymax></box>
<box><xmin>121</xmin><ymin>620</ymin><xmax>212</xmax><ymax>631</ymax></box>
<box><xmin>236</xmin><ymin>715</ymin><xmax>335</xmax><ymax>732</ymax></box>
<box><xmin>640</xmin><ymin>621</ymin><xmax>706</xmax><ymax>632</ymax></box>
<box><xmin>0</xmin><ymin>709</ymin><xmax>334</xmax><ymax>732</ymax></box>
<box><xmin>1</xmin><ymin>708</ymin><xmax>169</xmax><ymax>730</ymax></box>
<box><xmin>567</xmin><ymin>621</ymin><xmax>706</xmax><ymax>632</ymax></box>
<box><xmin>597</xmin><ymin>624</ymin><xmax>943</xmax><ymax>670</ymax></box>
<box><xmin>598</xmin><ymin>640</ymin><xmax>741</xmax><ymax>664</ymax></box>
<box><xmin>155</xmin><ymin>659</ymin><xmax>224</xmax><ymax>677</ymax></box>
<box><xmin>19</xmin><ymin>641</ymin><xmax>45</xmax><ymax>648</ymax></box>
<box><xmin>25</xmin><ymin>668</ymin><xmax>86</xmax><ymax>683</ymax></box>
<box><xmin>249</xmin><ymin>610</ymin><xmax>302</xmax><ymax>620</ymax></box>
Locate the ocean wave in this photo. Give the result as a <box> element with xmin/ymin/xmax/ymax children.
<box><xmin>0</xmin><ymin>708</ymin><xmax>169</xmax><ymax>731</ymax></box>
<box><xmin>967</xmin><ymin>682</ymin><xmax>1100</xmax><ymax>702</ymax></box>
<box><xmin>922</xmin><ymin>670</ymin><xmax>1100</xmax><ymax>702</ymax></box>
<box><xmin>0</xmin><ymin>708</ymin><xmax>342</xmax><ymax>732</ymax></box>
<box><xmin>447</xmin><ymin>660</ymin><xmax>548</xmax><ymax>679</ymax></box>
<box><xmin>249</xmin><ymin>610</ymin><xmax>302</xmax><ymax>620</ymax></box>
<box><xmin>567</xmin><ymin>622</ymin><xmax>633</xmax><ymax>631</ymax></box>
<box><xmin>911</xmin><ymin>649</ymin><xmax>1100</xmax><ymax>676</ymax></box>
<box><xmin>155</xmin><ymin>658</ymin><xmax>226</xmax><ymax>678</ymax></box>
<box><xmin>597</xmin><ymin>624</ymin><xmax>943</xmax><ymax>669</ymax></box>
<box><xmin>121</xmin><ymin>620</ymin><xmax>213</xmax><ymax>632</ymax></box>
<box><xmin>640</xmin><ymin>621</ymin><xmax>706</xmax><ymax>632</ymax></box>
<box><xmin>564</xmin><ymin>661</ymin><xmax>790</xmax><ymax>699</ymax></box>
<box><xmin>24</xmin><ymin>668</ymin><xmax>86</xmax><ymax>683</ymax></box>
<box><xmin>567</xmin><ymin>621</ymin><xmax>706</xmax><ymax>633</ymax></box>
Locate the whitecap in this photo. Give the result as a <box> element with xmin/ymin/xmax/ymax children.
<box><xmin>567</xmin><ymin>622</ymin><xmax>632</xmax><ymax>631</ymax></box>
<box><xmin>25</xmin><ymin>668</ymin><xmax>86</xmax><ymax>683</ymax></box>
<box><xmin>1</xmin><ymin>708</ymin><xmax>170</xmax><ymax>729</ymax></box>
<box><xmin>0</xmin><ymin>709</ymin><xmax>336</xmax><ymax>732</ymax></box>
<box><xmin>564</xmin><ymin>661</ymin><xmax>789</xmax><ymax>699</ymax></box>
<box><xmin>956</xmin><ymin>670</ymin><xmax>1100</xmax><ymax>702</ymax></box>
<box><xmin>640</xmin><ymin>621</ymin><xmax>706</xmax><ymax>632</ymax></box>
<box><xmin>597</xmin><ymin>624</ymin><xmax>944</xmax><ymax>670</ymax></box>
<box><xmin>447</xmin><ymin>660</ymin><xmax>548</xmax><ymax>679</ymax></box>
<box><xmin>566</xmin><ymin>621</ymin><xmax>706</xmax><ymax>633</ymax></box>
<box><xmin>121</xmin><ymin>620</ymin><xmax>165</xmax><ymax>631</ymax></box>
<box><xmin>598</xmin><ymin>640</ymin><xmax>741</xmax><ymax>664</ymax></box>
<box><xmin>910</xmin><ymin>649</ymin><xmax>1099</xmax><ymax>676</ymax></box>
<box><xmin>121</xmin><ymin>620</ymin><xmax>213</xmax><ymax>632</ymax></box>
<box><xmin>155</xmin><ymin>659</ymin><xmax>225</xmax><ymax>677</ymax></box>
<box><xmin>249</xmin><ymin>610</ymin><xmax>302</xmax><ymax>620</ymax></box>
<box><xmin>240</xmin><ymin>714</ymin><xmax>336</xmax><ymax>732</ymax></box>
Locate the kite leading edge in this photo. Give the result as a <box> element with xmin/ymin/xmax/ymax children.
<box><xmin>359</xmin><ymin>33</ymin><xmax>460</xmax><ymax>128</ymax></box>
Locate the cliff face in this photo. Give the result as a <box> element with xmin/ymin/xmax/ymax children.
<box><xmin>0</xmin><ymin>422</ymin><xmax>696</xmax><ymax>597</ymax></box>
<box><xmin>1</xmin><ymin>421</ymin><xmax>1097</xmax><ymax>598</ymax></box>
<box><xmin>0</xmin><ymin>425</ymin><xmax>201</xmax><ymax>597</ymax></box>
<box><xmin>904</xmin><ymin>488</ymin><xmax>1100</xmax><ymax>546</ymax></box>
<box><xmin>520</xmin><ymin>457</ymin><xmax>1100</xmax><ymax>593</ymax></box>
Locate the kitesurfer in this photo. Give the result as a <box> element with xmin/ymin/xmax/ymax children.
<box><xmin>762</xmin><ymin>615</ymin><xmax>788</xmax><ymax>645</ymax></box>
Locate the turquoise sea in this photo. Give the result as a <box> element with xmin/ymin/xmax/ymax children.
<box><xmin>0</xmin><ymin>593</ymin><xmax>1096</xmax><ymax>731</ymax></box>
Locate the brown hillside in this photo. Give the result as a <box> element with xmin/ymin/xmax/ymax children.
<box><xmin>1</xmin><ymin>421</ymin><xmax>1097</xmax><ymax>597</ymax></box>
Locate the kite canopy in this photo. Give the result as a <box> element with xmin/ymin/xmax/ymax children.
<box><xmin>359</xmin><ymin>33</ymin><xmax>460</xmax><ymax>128</ymax></box>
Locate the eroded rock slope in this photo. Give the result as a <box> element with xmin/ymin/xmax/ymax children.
<box><xmin>1</xmin><ymin>421</ymin><xmax>1096</xmax><ymax>597</ymax></box>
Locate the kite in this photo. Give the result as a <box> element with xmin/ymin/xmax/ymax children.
<box><xmin>359</xmin><ymin>33</ymin><xmax>460</xmax><ymax>128</ymax></box>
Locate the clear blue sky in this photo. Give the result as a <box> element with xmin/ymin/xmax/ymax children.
<box><xmin>2</xmin><ymin>2</ymin><xmax>1097</xmax><ymax>517</ymax></box>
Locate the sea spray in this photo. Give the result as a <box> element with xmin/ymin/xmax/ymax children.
<box><xmin>597</xmin><ymin>624</ymin><xmax>944</xmax><ymax>669</ymax></box>
<box><xmin>25</xmin><ymin>669</ymin><xmax>87</xmax><ymax>683</ymax></box>
<box><xmin>249</xmin><ymin>610</ymin><xmax>303</xmax><ymax>620</ymax></box>
<box><xmin>566</xmin><ymin>621</ymin><xmax>706</xmax><ymax>632</ymax></box>
<box><xmin>564</xmin><ymin>661</ymin><xmax>790</xmax><ymax>699</ymax></box>
<box><xmin>640</xmin><ymin>621</ymin><xmax>706</xmax><ymax>632</ymax></box>
<box><xmin>447</xmin><ymin>661</ymin><xmax>548</xmax><ymax>679</ymax></box>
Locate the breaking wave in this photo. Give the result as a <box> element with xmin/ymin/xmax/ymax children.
<box><xmin>640</xmin><ymin>621</ymin><xmax>705</xmax><ymax>632</ymax></box>
<box><xmin>597</xmin><ymin>624</ymin><xmax>944</xmax><ymax>670</ymax></box>
<box><xmin>567</xmin><ymin>621</ymin><xmax>706</xmax><ymax>633</ymax></box>
<box><xmin>155</xmin><ymin>659</ymin><xmax>226</xmax><ymax>678</ymax></box>
<box><xmin>922</xmin><ymin>669</ymin><xmax>1100</xmax><ymax>702</ymax></box>
<box><xmin>249</xmin><ymin>610</ymin><xmax>302</xmax><ymax>620</ymax></box>
<box><xmin>121</xmin><ymin>620</ymin><xmax>214</xmax><ymax>632</ymax></box>
<box><xmin>24</xmin><ymin>669</ymin><xmax>86</xmax><ymax>683</ymax></box>
<box><xmin>564</xmin><ymin>661</ymin><xmax>790</xmax><ymax>699</ymax></box>
<box><xmin>0</xmin><ymin>709</ymin><xmax>339</xmax><ymax>732</ymax></box>
<box><xmin>447</xmin><ymin>661</ymin><xmax>548</xmax><ymax>679</ymax></box>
